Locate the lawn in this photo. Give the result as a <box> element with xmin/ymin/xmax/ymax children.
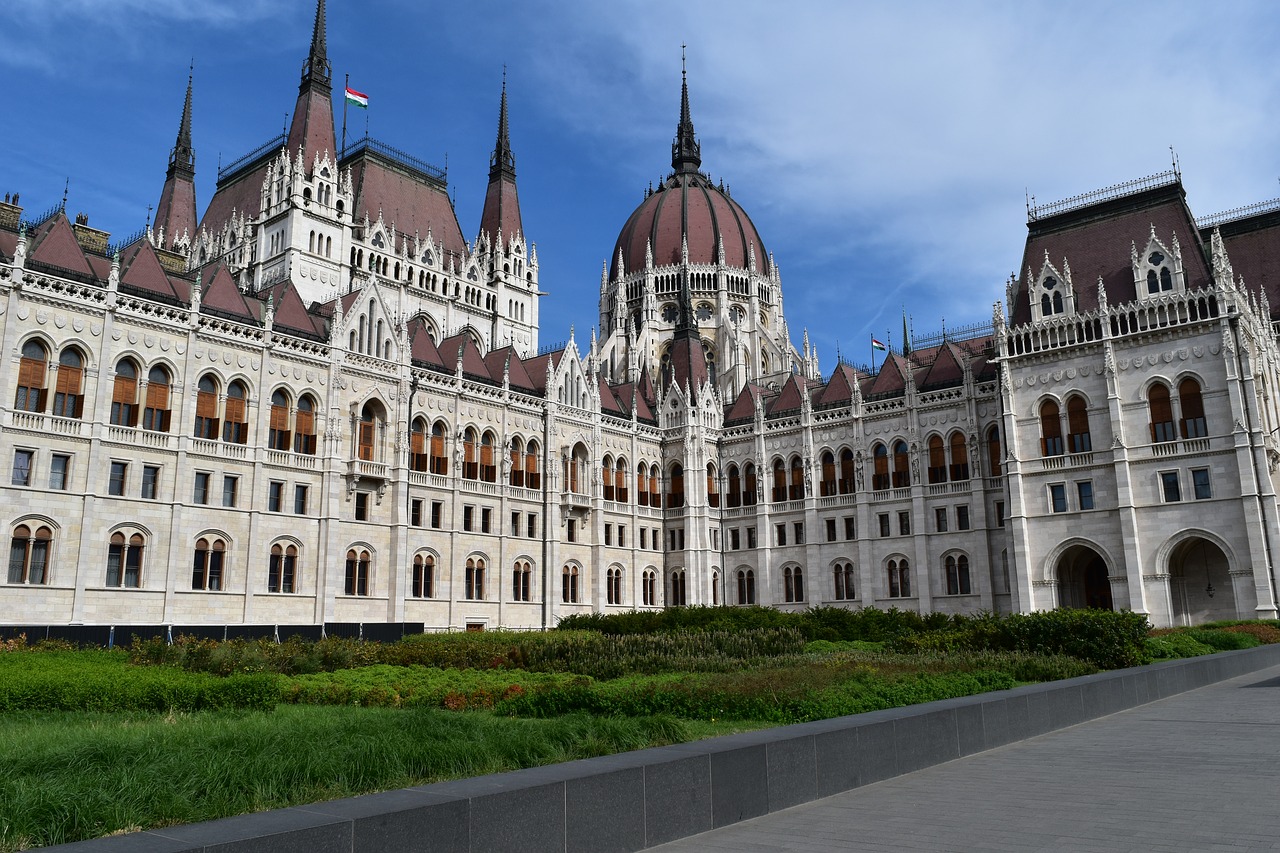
<box><xmin>1</xmin><ymin>608</ymin><xmax>1274</xmax><ymax>851</ymax></box>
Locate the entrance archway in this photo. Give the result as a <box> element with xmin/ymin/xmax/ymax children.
<box><xmin>1169</xmin><ymin>537</ymin><xmax>1235</xmax><ymax>625</ymax></box>
<box><xmin>1056</xmin><ymin>544</ymin><xmax>1113</xmax><ymax>610</ymax></box>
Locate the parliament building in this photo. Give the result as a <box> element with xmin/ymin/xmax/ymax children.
<box><xmin>4</xmin><ymin>1</ymin><xmax>1279</xmax><ymax>631</ymax></box>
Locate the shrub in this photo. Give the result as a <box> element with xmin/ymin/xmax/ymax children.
<box><xmin>1146</xmin><ymin>633</ymin><xmax>1215</xmax><ymax>660</ymax></box>
<box><xmin>1185</xmin><ymin>629</ymin><xmax>1260</xmax><ymax>651</ymax></box>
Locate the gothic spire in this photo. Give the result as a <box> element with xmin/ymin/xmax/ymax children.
<box><xmin>671</xmin><ymin>46</ymin><xmax>701</xmax><ymax>174</ymax></box>
<box><xmin>286</xmin><ymin>0</ymin><xmax>336</xmax><ymax>165</ymax></box>
<box><xmin>169</xmin><ymin>65</ymin><xmax>195</xmax><ymax>178</ymax></box>
<box><xmin>154</xmin><ymin>68</ymin><xmax>198</xmax><ymax>251</ymax></box>
<box><xmin>478</xmin><ymin>72</ymin><xmax>524</xmax><ymax>244</ymax></box>
<box><xmin>303</xmin><ymin>0</ymin><xmax>331</xmax><ymax>88</ymax></box>
<box><xmin>489</xmin><ymin>70</ymin><xmax>516</xmax><ymax>182</ymax></box>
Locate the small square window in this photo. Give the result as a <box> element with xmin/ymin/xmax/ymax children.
<box><xmin>898</xmin><ymin>511</ymin><xmax>911</xmax><ymax>536</ymax></box>
<box><xmin>481</xmin><ymin>507</ymin><xmax>492</xmax><ymax>534</ymax></box>
<box><xmin>11</xmin><ymin>449</ymin><xmax>33</xmax><ymax>486</ymax></box>
<box><xmin>844</xmin><ymin>517</ymin><xmax>856</xmax><ymax>540</ymax></box>
<box><xmin>709</xmin><ymin>528</ymin><xmax>717</xmax><ymax>550</ymax></box>
<box><xmin>463</xmin><ymin>505</ymin><xmax>474</xmax><ymax>531</ymax></box>
<box><xmin>775</xmin><ymin>523</ymin><xmax>787</xmax><ymax>546</ymax></box>
<box><xmin>49</xmin><ymin>453</ymin><xmax>70</xmax><ymax>490</ymax></box>
<box><xmin>268</xmin><ymin>481</ymin><xmax>283</xmax><ymax>512</ymax></box>
<box><xmin>825</xmin><ymin>519</ymin><xmax>837</xmax><ymax>542</ymax></box>
<box><xmin>222</xmin><ymin>475</ymin><xmax>238</xmax><ymax>508</ymax></box>
<box><xmin>294</xmin><ymin>485</ymin><xmax>309</xmax><ymax>515</ymax></box>
<box><xmin>1192</xmin><ymin>468</ymin><xmax>1211</xmax><ymax>500</ymax></box>
<box><xmin>640</xmin><ymin>528</ymin><xmax>648</xmax><ymax>549</ymax></box>
<box><xmin>431</xmin><ymin>501</ymin><xmax>443</xmax><ymax>529</ymax></box>
<box><xmin>567</xmin><ymin>519</ymin><xmax>577</xmax><ymax>543</ymax></box>
<box><xmin>194</xmin><ymin>471</ymin><xmax>210</xmax><ymax>504</ymax></box>
<box><xmin>1077</xmin><ymin>481</ymin><xmax>1094</xmax><ymax>511</ymax></box>
<box><xmin>747</xmin><ymin>526</ymin><xmax>757</xmax><ymax>549</ymax></box>
<box><xmin>935</xmin><ymin>507</ymin><xmax>948</xmax><ymax>533</ymax></box>
<box><xmin>654</xmin><ymin>527</ymin><xmax>661</xmax><ymax>550</ymax></box>
<box><xmin>109</xmin><ymin>461</ymin><xmax>127</xmax><ymax>496</ymax></box>
<box><xmin>1049</xmin><ymin>483</ymin><xmax>1067</xmax><ymax>513</ymax></box>
<box><xmin>528</xmin><ymin>514</ymin><xmax>538</xmax><ymax>538</ymax></box>
<box><xmin>355</xmin><ymin>491</ymin><xmax>370</xmax><ymax>520</ymax></box>
<box><xmin>511</xmin><ymin>511</ymin><xmax>521</xmax><ymax>537</ymax></box>
<box><xmin>676</xmin><ymin>528</ymin><xmax>685</xmax><ymax>550</ymax></box>
<box><xmin>995</xmin><ymin>501</ymin><xmax>1006</xmax><ymax>527</ymax></box>
<box><xmin>730</xmin><ymin>528</ymin><xmax>741</xmax><ymax>550</ymax></box>
<box><xmin>141</xmin><ymin>466</ymin><xmax>160</xmax><ymax>500</ymax></box>
<box><xmin>1161</xmin><ymin>471</ymin><xmax>1181</xmax><ymax>503</ymax></box>
<box><xmin>604</xmin><ymin>523</ymin><xmax>613</xmax><ymax>546</ymax></box>
<box><xmin>412</xmin><ymin>499</ymin><xmax>424</xmax><ymax>527</ymax></box>
<box><xmin>618</xmin><ymin>525</ymin><xmax>626</xmax><ymax>547</ymax></box>
<box><xmin>956</xmin><ymin>505</ymin><xmax>970</xmax><ymax>531</ymax></box>
<box><xmin>878</xmin><ymin>513</ymin><xmax>890</xmax><ymax>537</ymax></box>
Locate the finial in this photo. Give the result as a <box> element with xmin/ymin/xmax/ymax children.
<box><xmin>61</xmin><ymin>178</ymin><xmax>69</xmax><ymax>211</ymax></box>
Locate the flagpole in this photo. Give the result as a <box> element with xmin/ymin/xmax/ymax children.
<box><xmin>341</xmin><ymin>73</ymin><xmax>349</xmax><ymax>155</ymax></box>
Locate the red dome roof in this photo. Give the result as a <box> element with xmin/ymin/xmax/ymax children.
<box><xmin>611</xmin><ymin>171</ymin><xmax>768</xmax><ymax>278</ymax></box>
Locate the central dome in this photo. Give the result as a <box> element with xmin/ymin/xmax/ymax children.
<box><xmin>609</xmin><ymin>70</ymin><xmax>768</xmax><ymax>279</ymax></box>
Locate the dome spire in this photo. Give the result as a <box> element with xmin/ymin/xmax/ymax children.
<box><xmin>671</xmin><ymin>45</ymin><xmax>701</xmax><ymax>174</ymax></box>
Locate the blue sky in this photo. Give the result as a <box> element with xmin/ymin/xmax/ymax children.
<box><xmin>6</xmin><ymin>1</ymin><xmax>1280</xmax><ymax>371</ymax></box>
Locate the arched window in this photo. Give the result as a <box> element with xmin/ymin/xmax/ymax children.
<box><xmin>194</xmin><ymin>375</ymin><xmax>219</xmax><ymax>439</ymax></box>
<box><xmin>820</xmin><ymin>451</ymin><xmax>837</xmax><ymax>496</ymax></box>
<box><xmin>1160</xmin><ymin>267</ymin><xmax>1173</xmax><ymax>291</ymax></box>
<box><xmin>192</xmin><ymin>537</ymin><xmax>225</xmax><ymax>591</ymax></box>
<box><xmin>784</xmin><ymin>565</ymin><xmax>805</xmax><ymax>603</ymax></box>
<box><xmin>642</xmin><ymin>570</ymin><xmax>657</xmax><ymax>606</ymax></box>
<box><xmin>927</xmin><ymin>435</ymin><xmax>947</xmax><ymax>484</ymax></box>
<box><xmin>294</xmin><ymin>395</ymin><xmax>317</xmax><ymax>454</ymax></box>
<box><xmin>106</xmin><ymin>532</ymin><xmax>144</xmax><ymax>588</ymax></box>
<box><xmin>463</xmin><ymin>428</ymin><xmax>479</xmax><ymax>479</ymax></box>
<box><xmin>648</xmin><ymin>464</ymin><xmax>661</xmax><ymax>508</ymax></box>
<box><xmin>607</xmin><ymin>566</ymin><xmax>623</xmax><ymax>605</ymax></box>
<box><xmin>727</xmin><ymin>465</ymin><xmax>742</xmax><ymax>508</ymax></box>
<box><xmin>15</xmin><ymin>339</ymin><xmax>48</xmax><ymax>413</ymax></box>
<box><xmin>736</xmin><ymin>569</ymin><xmax>756</xmax><ymax>605</ymax></box>
<box><xmin>1041</xmin><ymin>293</ymin><xmax>1052</xmax><ymax>316</ymax></box>
<box><xmin>790</xmin><ymin>456</ymin><xmax>805</xmax><ymax>501</ymax></box>
<box><xmin>268</xmin><ymin>390</ymin><xmax>292</xmax><ymax>451</ymax></box>
<box><xmin>1066</xmin><ymin>395</ymin><xmax>1091</xmax><ymax>453</ymax></box>
<box><xmin>110</xmin><ymin>359</ymin><xmax>139</xmax><ymax>426</ymax></box>
<box><xmin>8</xmin><ymin>524</ymin><xmax>51</xmax><ymax>584</ymax></box>
<box><xmin>345</xmin><ymin>548</ymin><xmax>371</xmax><ymax>596</ymax></box>
<box><xmin>986</xmin><ymin>426</ymin><xmax>1002</xmax><ymax>477</ymax></box>
<box><xmin>1149</xmin><ymin>383</ymin><xmax>1175</xmax><ymax>443</ymax></box>
<box><xmin>223</xmin><ymin>380</ymin><xmax>249</xmax><ymax>444</ymax></box>
<box><xmin>602</xmin><ymin>455</ymin><xmax>615</xmax><ymax>502</ymax></box>
<box><xmin>1040</xmin><ymin>399</ymin><xmax>1063</xmax><ymax>456</ymax></box>
<box><xmin>410</xmin><ymin>418</ymin><xmax>429</xmax><ymax>472</ymax></box>
<box><xmin>669</xmin><ymin>569</ymin><xmax>686</xmax><ymax>606</ymax></box>
<box><xmin>615</xmin><ymin>459</ymin><xmax>628</xmax><ymax>504</ymax></box>
<box><xmin>413</xmin><ymin>553</ymin><xmax>435</xmax><ymax>598</ymax></box>
<box><xmin>268</xmin><ymin>543</ymin><xmax>297</xmax><ymax>593</ymax></box>
<box><xmin>743</xmin><ymin>463</ymin><xmax>758</xmax><ymax>506</ymax></box>
<box><xmin>667</xmin><ymin>464</ymin><xmax>684</xmax><ymax>509</ymax></box>
<box><xmin>1180</xmin><ymin>378</ymin><xmax>1207</xmax><ymax>438</ymax></box>
<box><xmin>565</xmin><ymin>445</ymin><xmax>589</xmax><ymax>494</ymax></box>
<box><xmin>53</xmin><ymin>348</ymin><xmax>85</xmax><ymax>419</ymax></box>
<box><xmin>872</xmin><ymin>444</ymin><xmax>890</xmax><ymax>491</ymax></box>
<box><xmin>511</xmin><ymin>560</ymin><xmax>531</xmax><ymax>602</ymax></box>
<box><xmin>711</xmin><ymin>571</ymin><xmax>720</xmax><ymax>606</ymax></box>
<box><xmin>480</xmin><ymin>432</ymin><xmax>497</xmax><ymax>482</ymax></box>
<box><xmin>839</xmin><ymin>449</ymin><xmax>855</xmax><ymax>495</ymax></box>
<box><xmin>949</xmin><ymin>431</ymin><xmax>969</xmax><ymax>480</ymax></box>
<box><xmin>892</xmin><ymin>441</ymin><xmax>910</xmax><ymax>488</ymax></box>
<box><xmin>771</xmin><ymin>458</ymin><xmax>787</xmax><ymax>503</ymax></box>
<box><xmin>833</xmin><ymin>561</ymin><xmax>855</xmax><ymax>601</ymax></box>
<box><xmin>637</xmin><ymin>462</ymin><xmax>649</xmax><ymax>507</ymax></box>
<box><xmin>465</xmin><ymin>557</ymin><xmax>485</xmax><ymax>600</ymax></box>
<box><xmin>524</xmin><ymin>441</ymin><xmax>541</xmax><ymax>490</ymax></box>
<box><xmin>143</xmin><ymin>366</ymin><xmax>172</xmax><ymax>432</ymax></box>
<box><xmin>430</xmin><ymin>422</ymin><xmax>449</xmax><ymax>475</ymax></box>
<box><xmin>562</xmin><ymin>564</ymin><xmax>580</xmax><ymax>603</ymax></box>
<box><xmin>1147</xmin><ymin>269</ymin><xmax>1159</xmax><ymax>295</ymax></box>
<box><xmin>887</xmin><ymin>558</ymin><xmax>911</xmax><ymax>598</ymax></box>
<box><xmin>945</xmin><ymin>554</ymin><xmax>972</xmax><ymax>596</ymax></box>
<box><xmin>509</xmin><ymin>438</ymin><xmax>525</xmax><ymax>487</ymax></box>
<box><xmin>357</xmin><ymin>402</ymin><xmax>378</xmax><ymax>461</ymax></box>
<box><xmin>706</xmin><ymin>463</ymin><xmax>719</xmax><ymax>508</ymax></box>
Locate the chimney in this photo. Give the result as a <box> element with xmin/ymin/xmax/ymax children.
<box><xmin>0</xmin><ymin>194</ymin><xmax>21</xmax><ymax>231</ymax></box>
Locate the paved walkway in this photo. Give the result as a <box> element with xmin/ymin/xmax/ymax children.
<box><xmin>650</xmin><ymin>664</ymin><xmax>1280</xmax><ymax>853</ymax></box>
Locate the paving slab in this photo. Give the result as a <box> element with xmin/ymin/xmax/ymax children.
<box><xmin>648</xmin><ymin>663</ymin><xmax>1280</xmax><ymax>853</ymax></box>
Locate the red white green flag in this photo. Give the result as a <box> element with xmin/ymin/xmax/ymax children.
<box><xmin>871</xmin><ymin>337</ymin><xmax>887</xmax><ymax>352</ymax></box>
<box><xmin>345</xmin><ymin>87</ymin><xmax>368</xmax><ymax>109</ymax></box>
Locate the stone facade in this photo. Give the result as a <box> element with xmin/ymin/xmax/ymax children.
<box><xmin>3</xmin><ymin>3</ymin><xmax>1279</xmax><ymax>629</ymax></box>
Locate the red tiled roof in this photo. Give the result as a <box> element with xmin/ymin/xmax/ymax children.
<box><xmin>1012</xmin><ymin>183</ymin><xmax>1210</xmax><ymax>325</ymax></box>
<box><xmin>155</xmin><ymin>172</ymin><xmax>197</xmax><ymax>248</ymax></box>
<box><xmin>199</xmin><ymin>160</ymin><xmax>270</xmax><ymax>236</ymax></box>
<box><xmin>120</xmin><ymin>241</ymin><xmax>187</xmax><ymax>303</ymax></box>
<box><xmin>598</xmin><ymin>376</ymin><xmax>627</xmax><ymax>416</ymax></box>
<box><xmin>815</xmin><ymin>362</ymin><xmax>861</xmax><ymax>408</ymax></box>
<box><xmin>409</xmin><ymin>318</ymin><xmax>445</xmax><ymax>368</ymax></box>
<box><xmin>918</xmin><ymin>342</ymin><xmax>964</xmax><ymax>390</ymax></box>
<box><xmin>262</xmin><ymin>281</ymin><xmax>325</xmax><ymax>338</ymax></box>
<box><xmin>201</xmin><ymin>264</ymin><xmax>257</xmax><ymax>322</ymax></box>
<box><xmin>348</xmin><ymin>155</ymin><xmax>467</xmax><ymax>261</ymax></box>
<box><xmin>867</xmin><ymin>353</ymin><xmax>912</xmax><ymax>396</ymax></box>
<box><xmin>437</xmin><ymin>333</ymin><xmax>491</xmax><ymax>380</ymax></box>
<box><xmin>479</xmin><ymin>175</ymin><xmax>522</xmax><ymax>244</ymax></box>
<box><xmin>285</xmin><ymin>86</ymin><xmax>336</xmax><ymax>171</ymax></box>
<box><xmin>1212</xmin><ymin>215</ymin><xmax>1280</xmax><ymax>319</ymax></box>
<box><xmin>665</xmin><ymin>331</ymin><xmax>709</xmax><ymax>392</ymax></box>
<box><xmin>29</xmin><ymin>214</ymin><xmax>94</xmax><ymax>277</ymax></box>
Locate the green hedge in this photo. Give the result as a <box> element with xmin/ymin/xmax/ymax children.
<box><xmin>0</xmin><ymin>651</ymin><xmax>279</xmax><ymax>712</ymax></box>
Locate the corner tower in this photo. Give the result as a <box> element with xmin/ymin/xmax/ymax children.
<box><xmin>286</xmin><ymin>0</ymin><xmax>337</xmax><ymax>168</ymax></box>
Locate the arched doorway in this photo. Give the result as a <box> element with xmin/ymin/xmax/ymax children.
<box><xmin>1169</xmin><ymin>538</ymin><xmax>1235</xmax><ymax>625</ymax></box>
<box><xmin>1056</xmin><ymin>544</ymin><xmax>1113</xmax><ymax>610</ymax></box>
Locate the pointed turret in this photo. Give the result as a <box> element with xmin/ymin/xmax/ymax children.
<box><xmin>285</xmin><ymin>0</ymin><xmax>336</xmax><ymax>169</ymax></box>
<box><xmin>671</xmin><ymin>51</ymin><xmax>701</xmax><ymax>174</ymax></box>
<box><xmin>478</xmin><ymin>74</ymin><xmax>523</xmax><ymax>244</ymax></box>
<box><xmin>154</xmin><ymin>69</ymin><xmax>197</xmax><ymax>251</ymax></box>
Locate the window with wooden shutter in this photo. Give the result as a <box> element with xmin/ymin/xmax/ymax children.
<box><xmin>480</xmin><ymin>433</ymin><xmax>496</xmax><ymax>482</ymax></box>
<box><xmin>294</xmin><ymin>396</ymin><xmax>316</xmax><ymax>454</ymax></box>
<box><xmin>15</xmin><ymin>341</ymin><xmax>48</xmax><ymax>413</ymax></box>
<box><xmin>268</xmin><ymin>391</ymin><xmax>290</xmax><ymax>451</ymax></box>
<box><xmin>53</xmin><ymin>350</ymin><xmax>84</xmax><ymax>419</ymax></box>
<box><xmin>194</xmin><ymin>376</ymin><xmax>219</xmax><ymax>439</ymax></box>
<box><xmin>510</xmin><ymin>440</ymin><xmax>523</xmax><ymax>487</ymax></box>
<box><xmin>1149</xmin><ymin>384</ymin><xmax>1175</xmax><ymax>443</ymax></box>
<box><xmin>430</xmin><ymin>423</ymin><xmax>447</xmax><ymax>475</ymax></box>
<box><xmin>144</xmin><ymin>368</ymin><xmax>171</xmax><ymax>432</ymax></box>
<box><xmin>1066</xmin><ymin>396</ymin><xmax>1091</xmax><ymax>453</ymax></box>
<box><xmin>949</xmin><ymin>431</ymin><xmax>970</xmax><ymax>480</ymax></box>
<box><xmin>410</xmin><ymin>421</ymin><xmax>428</xmax><ymax>471</ymax></box>
<box><xmin>111</xmin><ymin>362</ymin><xmax>138</xmax><ymax>427</ymax></box>
<box><xmin>223</xmin><ymin>382</ymin><xmax>248</xmax><ymax>444</ymax></box>
<box><xmin>358</xmin><ymin>415</ymin><xmax>375</xmax><ymax>461</ymax></box>
<box><xmin>1179</xmin><ymin>378</ymin><xmax>1207</xmax><ymax>438</ymax></box>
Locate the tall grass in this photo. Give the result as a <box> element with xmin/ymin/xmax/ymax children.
<box><xmin>0</xmin><ymin>706</ymin><xmax>691</xmax><ymax>851</ymax></box>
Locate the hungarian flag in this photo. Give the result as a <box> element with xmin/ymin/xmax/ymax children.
<box><xmin>871</xmin><ymin>337</ymin><xmax>887</xmax><ymax>352</ymax></box>
<box><xmin>345</xmin><ymin>87</ymin><xmax>369</xmax><ymax>109</ymax></box>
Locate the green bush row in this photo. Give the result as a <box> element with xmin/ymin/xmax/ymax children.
<box><xmin>280</xmin><ymin>665</ymin><xmax>586</xmax><ymax>709</ymax></box>
<box><xmin>557</xmin><ymin>605</ymin><xmax>950</xmax><ymax>642</ymax></box>
<box><xmin>0</xmin><ymin>651</ymin><xmax>279</xmax><ymax>712</ymax></box>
